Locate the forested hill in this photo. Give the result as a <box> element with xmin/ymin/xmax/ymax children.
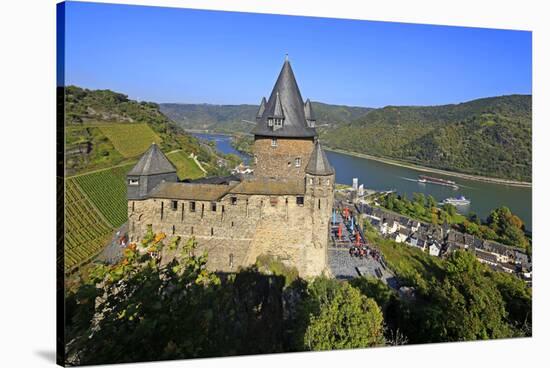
<box><xmin>64</xmin><ymin>86</ymin><xmax>228</xmax><ymax>177</ymax></box>
<box><xmin>320</xmin><ymin>95</ymin><xmax>532</xmax><ymax>181</ymax></box>
<box><xmin>159</xmin><ymin>101</ymin><xmax>373</xmax><ymax>133</ymax></box>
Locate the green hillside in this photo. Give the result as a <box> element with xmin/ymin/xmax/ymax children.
<box><xmin>98</xmin><ymin>123</ymin><xmax>162</xmax><ymax>158</ymax></box>
<box><xmin>159</xmin><ymin>101</ymin><xmax>372</xmax><ymax>133</ymax></box>
<box><xmin>64</xmin><ymin>86</ymin><xmax>223</xmax><ymax>176</ymax></box>
<box><xmin>320</xmin><ymin>95</ymin><xmax>532</xmax><ymax>181</ymax></box>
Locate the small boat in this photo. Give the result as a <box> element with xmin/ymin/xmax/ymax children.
<box><xmin>418</xmin><ymin>175</ymin><xmax>459</xmax><ymax>189</ymax></box>
<box><xmin>442</xmin><ymin>195</ymin><xmax>471</xmax><ymax>206</ymax></box>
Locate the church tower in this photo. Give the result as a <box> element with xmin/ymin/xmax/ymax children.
<box><xmin>251</xmin><ymin>57</ymin><xmax>317</xmax><ymax>180</ymax></box>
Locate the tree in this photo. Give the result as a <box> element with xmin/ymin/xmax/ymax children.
<box><xmin>426</xmin><ymin>195</ymin><xmax>437</xmax><ymax>209</ymax></box>
<box><xmin>430</xmin><ymin>251</ymin><xmax>512</xmax><ymax>341</ymax></box>
<box><xmin>303</xmin><ymin>283</ymin><xmax>385</xmax><ymax>350</ymax></box>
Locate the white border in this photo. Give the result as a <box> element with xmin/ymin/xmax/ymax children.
<box><xmin>0</xmin><ymin>1</ymin><xmax>548</xmax><ymax>367</ymax></box>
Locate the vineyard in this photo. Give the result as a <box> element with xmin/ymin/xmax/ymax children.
<box><xmin>167</xmin><ymin>150</ymin><xmax>205</xmax><ymax>180</ymax></box>
<box><xmin>99</xmin><ymin>123</ymin><xmax>161</xmax><ymax>158</ymax></box>
<box><xmin>74</xmin><ymin>164</ymin><xmax>133</xmax><ymax>228</ymax></box>
<box><xmin>64</xmin><ymin>179</ymin><xmax>113</xmax><ymax>272</ymax></box>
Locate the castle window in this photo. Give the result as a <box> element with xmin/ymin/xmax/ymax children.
<box><xmin>190</xmin><ymin>201</ymin><xmax>196</xmax><ymax>212</ymax></box>
<box><xmin>268</xmin><ymin>118</ymin><xmax>273</xmax><ymax>127</ymax></box>
<box><xmin>191</xmin><ymin>226</ymin><xmax>194</xmax><ymax>235</ymax></box>
<box><xmin>132</xmin><ymin>201</ymin><xmax>135</xmax><ymax>212</ymax></box>
<box><xmin>229</xmin><ymin>253</ymin><xmax>234</xmax><ymax>268</ymax></box>
<box><xmin>211</xmin><ymin>202</ymin><xmax>217</xmax><ymax>212</ymax></box>
<box><xmin>318</xmin><ymin>199</ymin><xmax>321</xmax><ymax>210</ymax></box>
<box><xmin>296</xmin><ymin>196</ymin><xmax>304</xmax><ymax>206</ymax></box>
<box><xmin>295</xmin><ymin>157</ymin><xmax>301</xmax><ymax>167</ymax></box>
<box><xmin>210</xmin><ymin>227</ymin><xmax>214</xmax><ymax>236</ymax></box>
<box><xmin>128</xmin><ymin>179</ymin><xmax>139</xmax><ymax>186</ymax></box>
<box><xmin>160</xmin><ymin>202</ymin><xmax>164</xmax><ymax>220</ymax></box>
<box><xmin>230</xmin><ymin>197</ymin><xmax>237</xmax><ymax>205</ymax></box>
<box><xmin>172</xmin><ymin>225</ymin><xmax>175</xmax><ymax>235</ymax></box>
<box><xmin>270</xmin><ymin>197</ymin><xmax>278</xmax><ymax>206</ymax></box>
<box><xmin>309</xmin><ymin>178</ymin><xmax>313</xmax><ymax>185</ymax></box>
<box><xmin>271</xmin><ymin>138</ymin><xmax>278</xmax><ymax>147</ymax></box>
<box><xmin>254</xmin><ymin>155</ymin><xmax>258</xmax><ymax>164</ymax></box>
<box><xmin>171</xmin><ymin>200</ymin><xmax>178</xmax><ymax>210</ymax></box>
<box><xmin>326</xmin><ymin>179</ymin><xmax>330</xmax><ymax>186</ymax></box>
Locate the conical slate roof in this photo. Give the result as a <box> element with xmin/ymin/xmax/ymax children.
<box><xmin>252</xmin><ymin>58</ymin><xmax>317</xmax><ymax>138</ymax></box>
<box><xmin>306</xmin><ymin>141</ymin><xmax>334</xmax><ymax>176</ymax></box>
<box><xmin>127</xmin><ymin>143</ymin><xmax>176</xmax><ymax>176</ymax></box>
<box><xmin>273</xmin><ymin>92</ymin><xmax>284</xmax><ymax>118</ymax></box>
<box><xmin>304</xmin><ymin>99</ymin><xmax>315</xmax><ymax>121</ymax></box>
<box><xmin>256</xmin><ymin>97</ymin><xmax>266</xmax><ymax>119</ymax></box>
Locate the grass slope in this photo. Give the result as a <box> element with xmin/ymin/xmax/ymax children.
<box><xmin>167</xmin><ymin>151</ymin><xmax>205</xmax><ymax>180</ymax></box>
<box><xmin>98</xmin><ymin>123</ymin><xmax>162</xmax><ymax>158</ymax></box>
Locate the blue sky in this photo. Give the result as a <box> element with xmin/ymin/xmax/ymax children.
<box><xmin>62</xmin><ymin>1</ymin><xmax>532</xmax><ymax>107</ymax></box>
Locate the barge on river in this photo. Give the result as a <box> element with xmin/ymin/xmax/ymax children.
<box><xmin>418</xmin><ymin>175</ymin><xmax>459</xmax><ymax>189</ymax></box>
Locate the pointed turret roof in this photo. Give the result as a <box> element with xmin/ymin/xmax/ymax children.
<box><xmin>252</xmin><ymin>58</ymin><xmax>317</xmax><ymax>138</ymax></box>
<box><xmin>306</xmin><ymin>141</ymin><xmax>334</xmax><ymax>176</ymax></box>
<box><xmin>304</xmin><ymin>99</ymin><xmax>315</xmax><ymax>121</ymax></box>
<box><xmin>256</xmin><ymin>97</ymin><xmax>266</xmax><ymax>119</ymax></box>
<box><xmin>128</xmin><ymin>143</ymin><xmax>176</xmax><ymax>176</ymax></box>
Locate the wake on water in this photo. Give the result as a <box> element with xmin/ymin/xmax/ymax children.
<box><xmin>399</xmin><ymin>176</ymin><xmax>477</xmax><ymax>190</ymax></box>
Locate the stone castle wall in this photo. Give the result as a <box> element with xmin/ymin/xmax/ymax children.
<box><xmin>128</xmin><ymin>182</ymin><xmax>333</xmax><ymax>277</ymax></box>
<box><xmin>252</xmin><ymin>137</ymin><xmax>314</xmax><ymax>179</ymax></box>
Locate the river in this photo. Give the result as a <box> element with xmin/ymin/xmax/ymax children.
<box><xmin>194</xmin><ymin>133</ymin><xmax>532</xmax><ymax>230</ymax></box>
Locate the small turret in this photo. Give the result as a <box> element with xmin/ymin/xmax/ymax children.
<box><xmin>127</xmin><ymin>143</ymin><xmax>177</xmax><ymax>199</ymax></box>
<box><xmin>304</xmin><ymin>99</ymin><xmax>316</xmax><ymax>128</ymax></box>
<box><xmin>305</xmin><ymin>140</ymin><xmax>335</xmax><ymax>196</ymax></box>
<box><xmin>306</xmin><ymin>140</ymin><xmax>334</xmax><ymax>176</ymax></box>
<box><xmin>256</xmin><ymin>97</ymin><xmax>266</xmax><ymax>121</ymax></box>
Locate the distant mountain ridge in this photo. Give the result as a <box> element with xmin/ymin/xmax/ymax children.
<box><xmin>161</xmin><ymin>94</ymin><xmax>531</xmax><ymax>181</ymax></box>
<box><xmin>159</xmin><ymin>101</ymin><xmax>373</xmax><ymax>133</ymax></box>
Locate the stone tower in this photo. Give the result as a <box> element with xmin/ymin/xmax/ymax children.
<box><xmin>127</xmin><ymin>143</ymin><xmax>178</xmax><ymax>200</ymax></box>
<box><xmin>251</xmin><ymin>58</ymin><xmax>317</xmax><ymax>180</ymax></box>
<box><xmin>306</xmin><ymin>140</ymin><xmax>335</xmax><ymax>252</ymax></box>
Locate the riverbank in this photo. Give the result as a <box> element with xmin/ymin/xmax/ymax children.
<box><xmin>324</xmin><ymin>147</ymin><xmax>532</xmax><ymax>188</ymax></box>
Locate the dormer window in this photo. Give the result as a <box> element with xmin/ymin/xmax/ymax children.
<box><xmin>128</xmin><ymin>179</ymin><xmax>139</xmax><ymax>186</ymax></box>
<box><xmin>295</xmin><ymin>158</ymin><xmax>301</xmax><ymax>167</ymax></box>
<box><xmin>268</xmin><ymin>118</ymin><xmax>273</xmax><ymax>127</ymax></box>
<box><xmin>271</xmin><ymin>138</ymin><xmax>278</xmax><ymax>147</ymax></box>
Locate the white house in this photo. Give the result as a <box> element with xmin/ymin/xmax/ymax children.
<box><xmin>429</xmin><ymin>242</ymin><xmax>441</xmax><ymax>257</ymax></box>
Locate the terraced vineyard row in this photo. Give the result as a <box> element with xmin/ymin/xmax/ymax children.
<box><xmin>74</xmin><ymin>164</ymin><xmax>133</xmax><ymax>228</ymax></box>
<box><xmin>65</xmin><ymin>179</ymin><xmax>113</xmax><ymax>272</ymax></box>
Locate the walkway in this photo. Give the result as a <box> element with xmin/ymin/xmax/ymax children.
<box><xmin>328</xmin><ymin>209</ymin><xmax>398</xmax><ymax>288</ymax></box>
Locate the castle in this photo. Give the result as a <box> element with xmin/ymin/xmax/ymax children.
<box><xmin>127</xmin><ymin>59</ymin><xmax>335</xmax><ymax>277</ymax></box>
